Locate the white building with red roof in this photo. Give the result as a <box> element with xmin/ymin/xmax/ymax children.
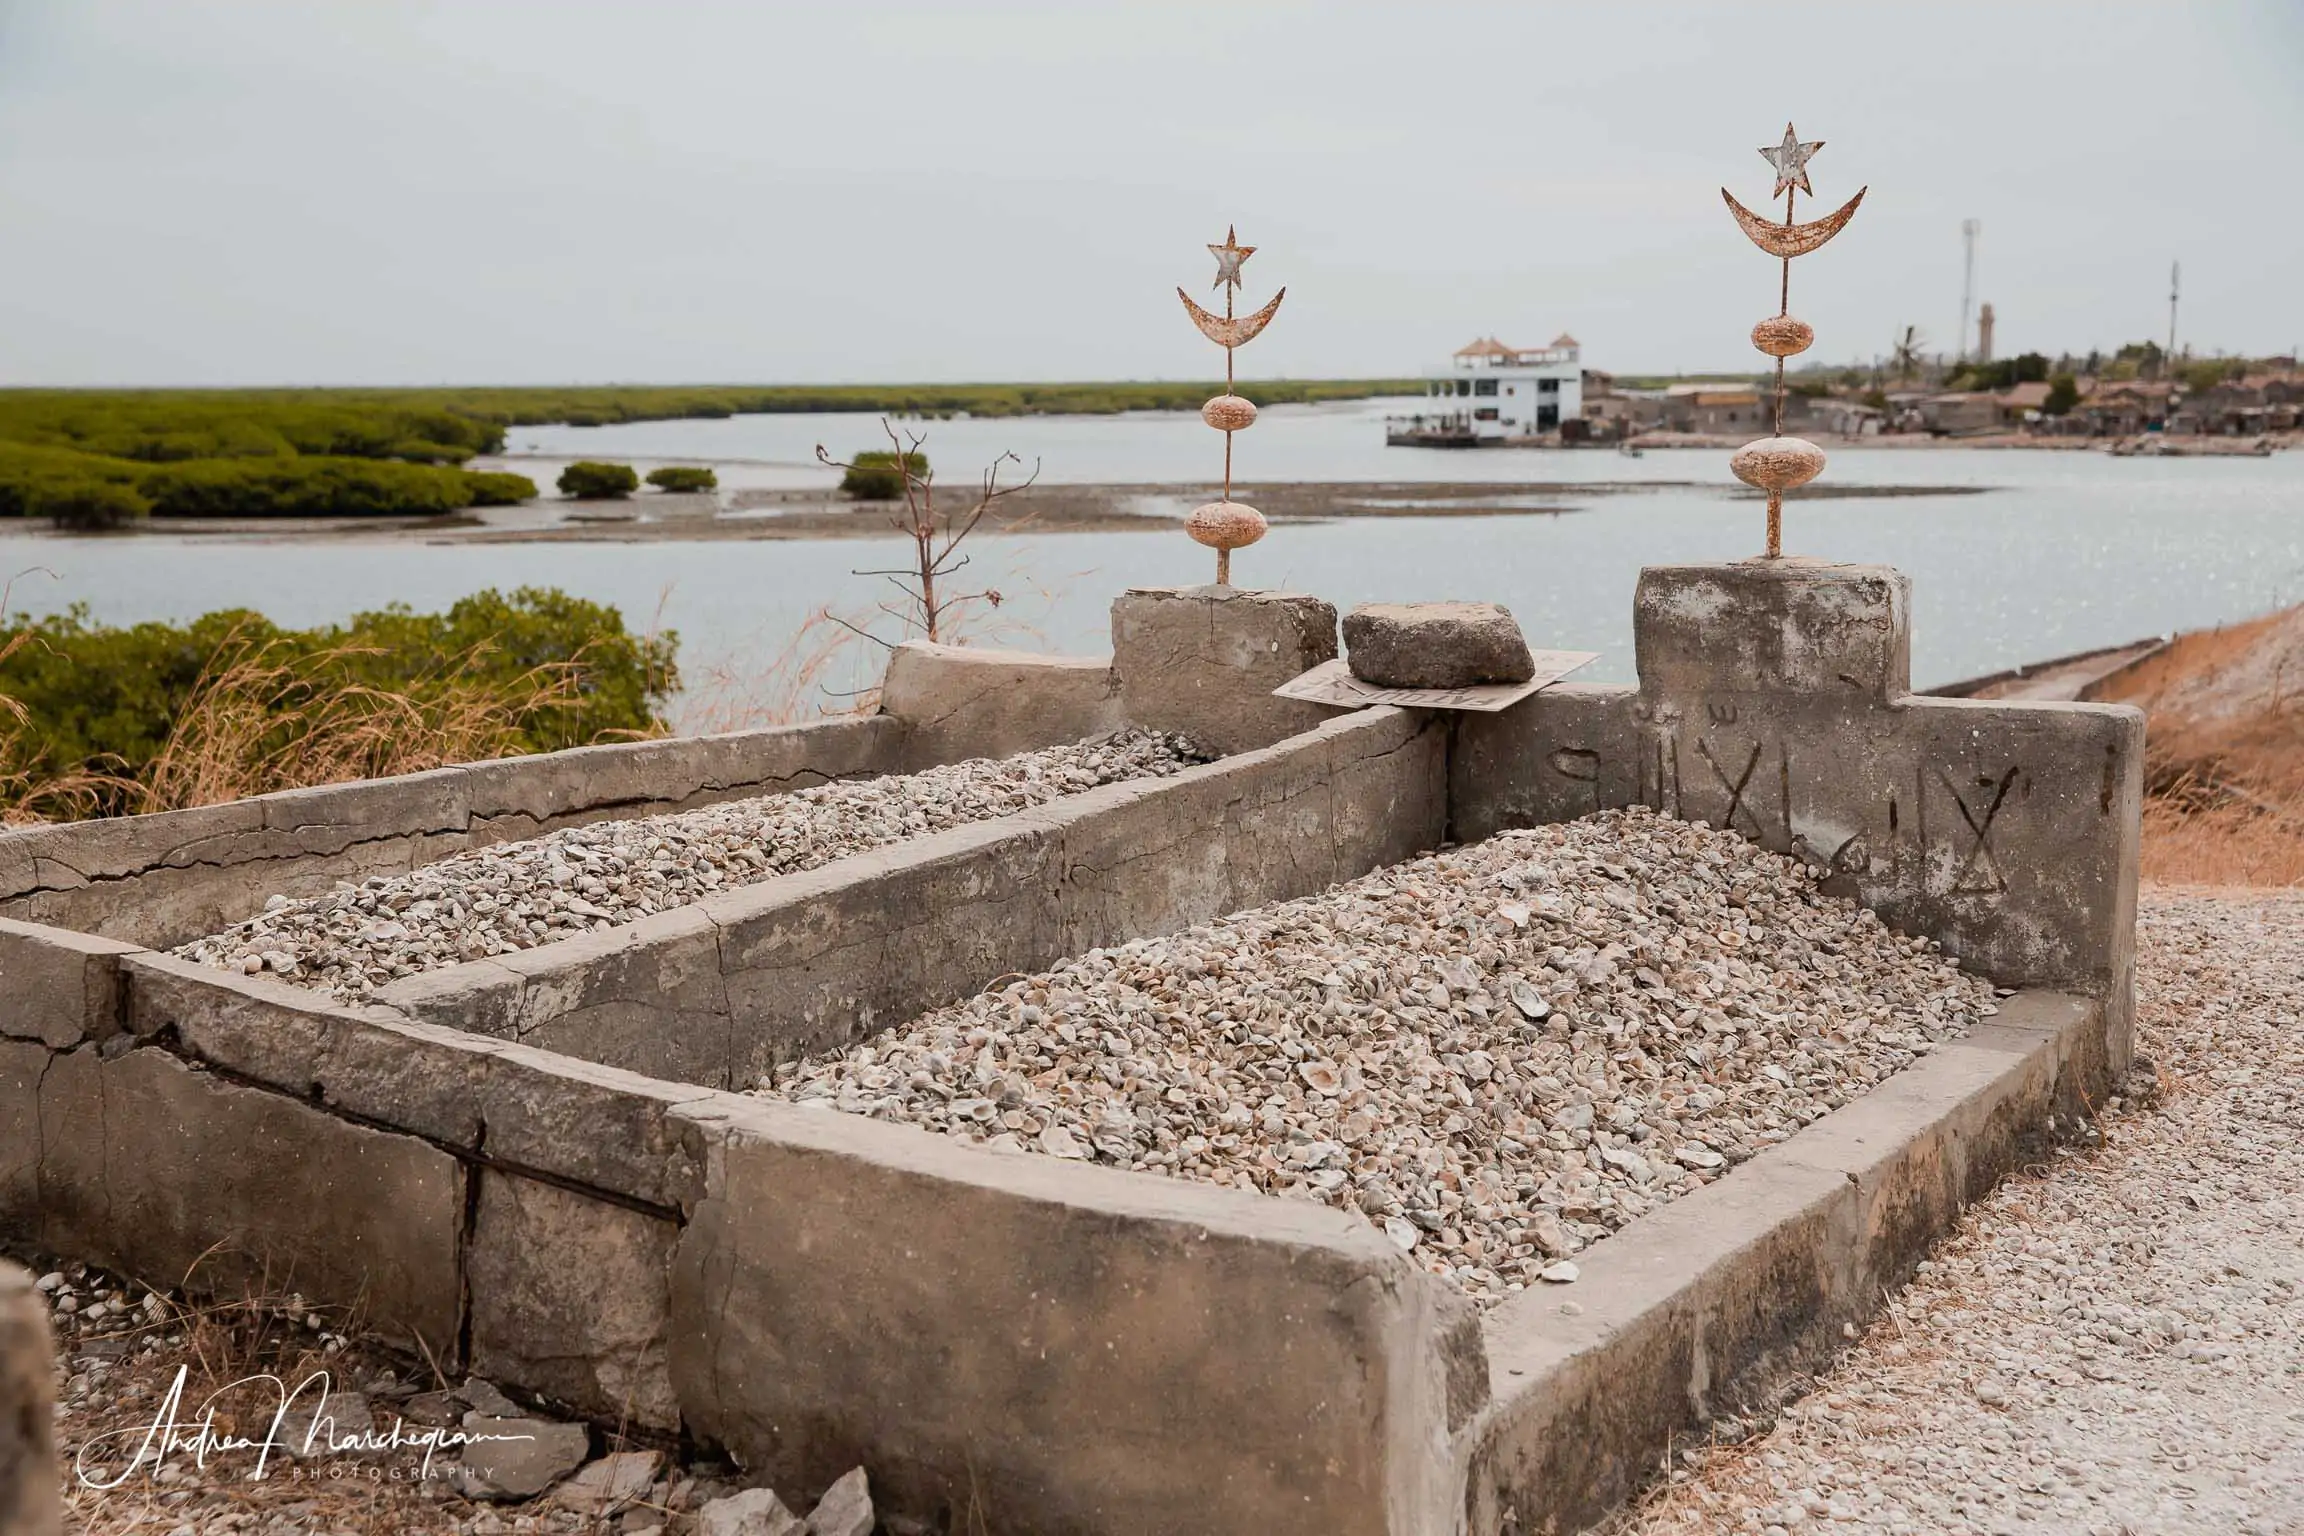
<box><xmin>1390</xmin><ymin>333</ymin><xmax>1586</xmax><ymax>444</ymax></box>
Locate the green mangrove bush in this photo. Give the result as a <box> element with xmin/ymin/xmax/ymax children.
<box><xmin>557</xmin><ymin>461</ymin><xmax>640</xmax><ymax>499</ymax></box>
<box><xmin>645</xmin><ymin>466</ymin><xmax>718</xmax><ymax>493</ymax></box>
<box><xmin>0</xmin><ymin>587</ymin><xmax>677</xmax><ymax>820</ymax></box>
<box><xmin>840</xmin><ymin>450</ymin><xmax>927</xmax><ymax>500</ymax></box>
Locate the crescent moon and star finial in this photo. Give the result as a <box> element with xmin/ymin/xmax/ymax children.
<box><xmin>1177</xmin><ymin>226</ymin><xmax>1286</xmax><ymax>586</ymax></box>
<box><xmin>1720</xmin><ymin>122</ymin><xmax>1864</xmax><ymax>560</ymax></box>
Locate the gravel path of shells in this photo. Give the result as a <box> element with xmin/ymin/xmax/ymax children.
<box><xmin>176</xmin><ymin>730</ymin><xmax>1207</xmax><ymax>1003</ymax></box>
<box><xmin>1622</xmin><ymin>888</ymin><xmax>2304</xmax><ymax>1536</ymax></box>
<box><xmin>759</xmin><ymin>807</ymin><xmax>1998</xmax><ymax>1306</ymax></box>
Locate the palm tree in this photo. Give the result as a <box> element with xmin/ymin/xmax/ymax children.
<box><xmin>1891</xmin><ymin>325</ymin><xmax>1926</xmax><ymax>386</ymax></box>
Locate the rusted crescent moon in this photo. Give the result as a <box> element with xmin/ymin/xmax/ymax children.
<box><xmin>1720</xmin><ymin>186</ymin><xmax>1867</xmax><ymax>259</ymax></box>
<box><xmin>1178</xmin><ymin>287</ymin><xmax>1286</xmax><ymax>349</ymax></box>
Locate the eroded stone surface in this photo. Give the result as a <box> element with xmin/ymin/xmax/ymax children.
<box><xmin>7</xmin><ymin>1044</ymin><xmax>463</xmax><ymax>1353</ymax></box>
<box><xmin>804</xmin><ymin>1467</ymin><xmax>874</xmax><ymax>1536</ymax></box>
<box><xmin>1343</xmin><ymin>602</ymin><xmax>1536</xmax><ymax>690</ymax></box>
<box><xmin>698</xmin><ymin>1486</ymin><xmax>806</xmax><ymax>1536</ymax></box>
<box><xmin>0</xmin><ymin>1262</ymin><xmax>58</xmax><ymax>1536</ymax></box>
<box><xmin>456</xmin><ymin>1414</ymin><xmax>591</xmax><ymax>1500</ymax></box>
<box><xmin>1111</xmin><ymin>586</ymin><xmax>1339</xmax><ymax>754</ymax></box>
<box><xmin>550</xmin><ymin>1449</ymin><xmax>663</xmax><ymax>1516</ymax></box>
<box><xmin>467</xmin><ymin>1173</ymin><xmax>680</xmax><ymax>1430</ymax></box>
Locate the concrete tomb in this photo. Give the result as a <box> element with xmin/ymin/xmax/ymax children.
<box><xmin>0</xmin><ymin>563</ymin><xmax>2140</xmax><ymax>1535</ymax></box>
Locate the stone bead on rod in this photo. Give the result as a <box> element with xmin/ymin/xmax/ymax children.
<box><xmin>1186</xmin><ymin>501</ymin><xmax>1267</xmax><ymax>587</ymax></box>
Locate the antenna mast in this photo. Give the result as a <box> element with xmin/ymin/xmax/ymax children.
<box><xmin>2167</xmin><ymin>260</ymin><xmax>2180</xmax><ymax>369</ymax></box>
<box><xmin>1959</xmin><ymin>218</ymin><xmax>1980</xmax><ymax>363</ymax></box>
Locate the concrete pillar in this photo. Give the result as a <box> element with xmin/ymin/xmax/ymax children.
<box><xmin>1110</xmin><ymin>586</ymin><xmax>1339</xmax><ymax>755</ymax></box>
<box><xmin>0</xmin><ymin>1262</ymin><xmax>60</xmax><ymax>1536</ymax></box>
<box><xmin>1628</xmin><ymin>558</ymin><xmax>2139</xmax><ymax>1075</ymax></box>
<box><xmin>1634</xmin><ymin>557</ymin><xmax>1911</xmax><ymax>705</ymax></box>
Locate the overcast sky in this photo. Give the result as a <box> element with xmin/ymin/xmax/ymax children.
<box><xmin>1</xmin><ymin>0</ymin><xmax>2297</xmax><ymax>386</ymax></box>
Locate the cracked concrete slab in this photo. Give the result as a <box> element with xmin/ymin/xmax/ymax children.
<box><xmin>1111</xmin><ymin>585</ymin><xmax>1343</xmax><ymax>754</ymax></box>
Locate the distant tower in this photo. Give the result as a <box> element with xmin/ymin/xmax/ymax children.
<box><xmin>1959</xmin><ymin>219</ymin><xmax>1981</xmax><ymax>361</ymax></box>
<box><xmin>2167</xmin><ymin>261</ymin><xmax>2180</xmax><ymax>367</ymax></box>
<box><xmin>1976</xmin><ymin>303</ymin><xmax>1996</xmax><ymax>365</ymax></box>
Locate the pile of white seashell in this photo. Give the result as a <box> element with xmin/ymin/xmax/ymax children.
<box><xmin>760</xmin><ymin>806</ymin><xmax>1999</xmax><ymax>1305</ymax></box>
<box><xmin>176</xmin><ymin>729</ymin><xmax>1207</xmax><ymax>1002</ymax></box>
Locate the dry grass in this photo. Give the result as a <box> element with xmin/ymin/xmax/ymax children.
<box><xmin>2095</xmin><ymin>603</ymin><xmax>2304</xmax><ymax>889</ymax></box>
<box><xmin>674</xmin><ymin>605</ymin><xmax>882</xmax><ymax>736</ymax></box>
<box><xmin>0</xmin><ymin>572</ymin><xmax>124</xmax><ymax>824</ymax></box>
<box><xmin>0</xmin><ymin>614</ymin><xmax>619</xmax><ymax>828</ymax></box>
<box><xmin>44</xmin><ymin>1260</ymin><xmax>476</xmax><ymax>1535</ymax></box>
<box><xmin>135</xmin><ymin>623</ymin><xmax>604</xmax><ymax>814</ymax></box>
<box><xmin>2139</xmin><ymin>780</ymin><xmax>2304</xmax><ymax>887</ymax></box>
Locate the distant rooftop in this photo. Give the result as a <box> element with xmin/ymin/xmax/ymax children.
<box><xmin>1452</xmin><ymin>337</ymin><xmax>1517</xmax><ymax>360</ymax></box>
<box><xmin>1449</xmin><ymin>334</ymin><xmax>1583</xmax><ymax>365</ymax></box>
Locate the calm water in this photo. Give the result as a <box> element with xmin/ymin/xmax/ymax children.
<box><xmin>4</xmin><ymin>398</ymin><xmax>2300</xmax><ymax>725</ymax></box>
<box><xmin>498</xmin><ymin>395</ymin><xmax>2119</xmax><ymax>490</ymax></box>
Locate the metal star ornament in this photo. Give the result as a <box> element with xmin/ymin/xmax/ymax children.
<box><xmin>1207</xmin><ymin>226</ymin><xmax>1255</xmax><ymax>291</ymax></box>
<box><xmin>1759</xmin><ymin>123</ymin><xmax>1824</xmax><ymax>199</ymax></box>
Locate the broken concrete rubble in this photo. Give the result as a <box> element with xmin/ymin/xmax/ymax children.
<box><xmin>697</xmin><ymin>1486</ymin><xmax>806</xmax><ymax>1536</ymax></box>
<box><xmin>1343</xmin><ymin>601</ymin><xmax>1537</xmax><ymax>689</ymax></box>
<box><xmin>455</xmin><ymin>1414</ymin><xmax>592</xmax><ymax>1500</ymax></box>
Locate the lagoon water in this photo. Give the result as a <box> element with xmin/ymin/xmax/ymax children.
<box><xmin>3</xmin><ymin>397</ymin><xmax>2300</xmax><ymax>725</ymax></box>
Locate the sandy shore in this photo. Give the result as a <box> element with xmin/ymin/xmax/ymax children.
<box><xmin>10</xmin><ymin>427</ymin><xmax>2281</xmax><ymax>546</ymax></box>
<box><xmin>72</xmin><ymin>477</ymin><xmax>1988</xmax><ymax>546</ymax></box>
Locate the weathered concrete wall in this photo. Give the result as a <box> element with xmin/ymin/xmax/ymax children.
<box><xmin>667</xmin><ymin>1092</ymin><xmax>1486</xmax><ymax>1536</ymax></box>
<box><xmin>1111</xmin><ymin>586</ymin><xmax>1342</xmax><ymax>754</ymax></box>
<box><xmin>0</xmin><ymin>924</ymin><xmax>710</xmax><ymax>1427</ymax></box>
<box><xmin>467</xmin><ymin>1169</ymin><xmax>682</xmax><ymax>1430</ymax></box>
<box><xmin>1454</xmin><ymin>560</ymin><xmax>2143</xmax><ymax>1073</ymax></box>
<box><xmin>0</xmin><ymin>910</ymin><xmax>1495</xmax><ymax>1532</ymax></box>
<box><xmin>122</xmin><ymin>954</ymin><xmax>712</xmax><ymax>1213</ymax></box>
<box><xmin>879</xmin><ymin>640</ymin><xmax>1124</xmax><ymax>767</ymax></box>
<box><xmin>0</xmin><ymin>715</ymin><xmax>906</xmax><ymax>949</ymax></box>
<box><xmin>0</xmin><ymin>1261</ymin><xmax>60</xmax><ymax>1536</ymax></box>
<box><xmin>0</xmin><ymin>1036</ymin><xmax>466</xmax><ymax>1353</ymax></box>
<box><xmin>0</xmin><ymin>917</ymin><xmax>140</xmax><ymax>1049</ymax></box>
<box><xmin>1464</xmin><ymin>992</ymin><xmax>2101</xmax><ymax>1534</ymax></box>
<box><xmin>377</xmin><ymin>706</ymin><xmax>1449</xmax><ymax>1088</ymax></box>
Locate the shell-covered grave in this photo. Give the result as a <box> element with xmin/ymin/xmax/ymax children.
<box><xmin>761</xmin><ymin>805</ymin><xmax>1999</xmax><ymax>1305</ymax></box>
